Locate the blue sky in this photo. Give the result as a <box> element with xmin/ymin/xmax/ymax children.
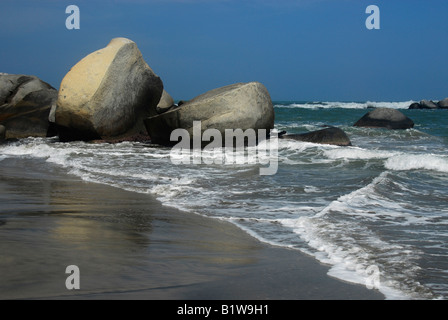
<box><xmin>1</xmin><ymin>0</ymin><xmax>447</xmax><ymax>101</ymax></box>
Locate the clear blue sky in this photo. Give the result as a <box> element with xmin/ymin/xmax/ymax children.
<box><xmin>1</xmin><ymin>0</ymin><xmax>447</xmax><ymax>101</ymax></box>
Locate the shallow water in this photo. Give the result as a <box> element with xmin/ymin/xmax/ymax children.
<box><xmin>1</xmin><ymin>102</ymin><xmax>447</xmax><ymax>299</ymax></box>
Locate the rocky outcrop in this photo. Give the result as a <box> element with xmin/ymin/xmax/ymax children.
<box><xmin>354</xmin><ymin>108</ymin><xmax>414</xmax><ymax>130</ymax></box>
<box><xmin>55</xmin><ymin>37</ymin><xmax>163</xmax><ymax>142</ymax></box>
<box><xmin>409</xmin><ymin>99</ymin><xmax>448</xmax><ymax>109</ymax></box>
<box><xmin>144</xmin><ymin>82</ymin><xmax>275</xmax><ymax>146</ymax></box>
<box><xmin>280</xmin><ymin>126</ymin><xmax>352</xmax><ymax>146</ymax></box>
<box><xmin>0</xmin><ymin>74</ymin><xmax>57</xmax><ymax>139</ymax></box>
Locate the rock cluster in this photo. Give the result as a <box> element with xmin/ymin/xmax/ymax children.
<box><xmin>408</xmin><ymin>99</ymin><xmax>448</xmax><ymax>110</ymax></box>
<box><xmin>1</xmin><ymin>37</ymin><xmax>275</xmax><ymax>145</ymax></box>
<box><xmin>1</xmin><ymin>37</ymin><xmax>433</xmax><ymax>150</ymax></box>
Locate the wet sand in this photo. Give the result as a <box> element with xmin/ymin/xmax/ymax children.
<box><xmin>0</xmin><ymin>157</ymin><xmax>384</xmax><ymax>300</ymax></box>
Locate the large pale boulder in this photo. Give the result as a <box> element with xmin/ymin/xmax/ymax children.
<box><xmin>354</xmin><ymin>108</ymin><xmax>414</xmax><ymax>130</ymax></box>
<box><xmin>280</xmin><ymin>126</ymin><xmax>352</xmax><ymax>146</ymax></box>
<box><xmin>0</xmin><ymin>74</ymin><xmax>57</xmax><ymax>139</ymax></box>
<box><xmin>55</xmin><ymin>37</ymin><xmax>163</xmax><ymax>141</ymax></box>
<box><xmin>144</xmin><ymin>82</ymin><xmax>275</xmax><ymax>145</ymax></box>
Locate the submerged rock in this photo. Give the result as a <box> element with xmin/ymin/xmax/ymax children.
<box><xmin>55</xmin><ymin>37</ymin><xmax>163</xmax><ymax>142</ymax></box>
<box><xmin>354</xmin><ymin>108</ymin><xmax>414</xmax><ymax>130</ymax></box>
<box><xmin>0</xmin><ymin>74</ymin><xmax>57</xmax><ymax>139</ymax></box>
<box><xmin>280</xmin><ymin>126</ymin><xmax>352</xmax><ymax>146</ymax></box>
<box><xmin>144</xmin><ymin>82</ymin><xmax>275</xmax><ymax>146</ymax></box>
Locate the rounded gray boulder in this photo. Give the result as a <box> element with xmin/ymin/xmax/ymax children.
<box><xmin>145</xmin><ymin>82</ymin><xmax>275</xmax><ymax>145</ymax></box>
<box><xmin>419</xmin><ymin>100</ymin><xmax>438</xmax><ymax>109</ymax></box>
<box><xmin>0</xmin><ymin>74</ymin><xmax>57</xmax><ymax>139</ymax></box>
<box><xmin>354</xmin><ymin>108</ymin><xmax>414</xmax><ymax>130</ymax></box>
<box><xmin>437</xmin><ymin>98</ymin><xmax>448</xmax><ymax>109</ymax></box>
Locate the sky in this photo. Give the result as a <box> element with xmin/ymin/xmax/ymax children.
<box><xmin>0</xmin><ymin>0</ymin><xmax>447</xmax><ymax>102</ymax></box>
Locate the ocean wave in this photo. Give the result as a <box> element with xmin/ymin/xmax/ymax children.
<box><xmin>279</xmin><ymin>171</ymin><xmax>435</xmax><ymax>299</ymax></box>
<box><xmin>323</xmin><ymin>147</ymin><xmax>398</xmax><ymax>160</ymax></box>
<box><xmin>274</xmin><ymin>101</ymin><xmax>415</xmax><ymax>110</ymax></box>
<box><xmin>385</xmin><ymin>154</ymin><xmax>448</xmax><ymax>173</ymax></box>
<box><xmin>1</xmin><ymin>136</ymin><xmax>446</xmax><ymax>300</ymax></box>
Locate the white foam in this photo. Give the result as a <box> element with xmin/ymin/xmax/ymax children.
<box><xmin>385</xmin><ymin>154</ymin><xmax>448</xmax><ymax>173</ymax></box>
<box><xmin>275</xmin><ymin>101</ymin><xmax>415</xmax><ymax>110</ymax></box>
<box><xmin>324</xmin><ymin>147</ymin><xmax>398</xmax><ymax>161</ymax></box>
<box><xmin>280</xmin><ymin>214</ymin><xmax>414</xmax><ymax>300</ymax></box>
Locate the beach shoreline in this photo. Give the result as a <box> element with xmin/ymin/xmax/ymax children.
<box><xmin>0</xmin><ymin>157</ymin><xmax>384</xmax><ymax>300</ymax></box>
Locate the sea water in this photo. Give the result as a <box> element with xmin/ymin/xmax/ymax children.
<box><xmin>1</xmin><ymin>102</ymin><xmax>447</xmax><ymax>299</ymax></box>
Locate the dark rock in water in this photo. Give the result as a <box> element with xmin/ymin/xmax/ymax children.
<box><xmin>0</xmin><ymin>125</ymin><xmax>5</xmax><ymax>141</ymax></box>
<box><xmin>0</xmin><ymin>74</ymin><xmax>57</xmax><ymax>139</ymax></box>
<box><xmin>437</xmin><ymin>98</ymin><xmax>448</xmax><ymax>109</ymax></box>
<box><xmin>145</xmin><ymin>82</ymin><xmax>275</xmax><ymax>146</ymax></box>
<box><xmin>280</xmin><ymin>126</ymin><xmax>352</xmax><ymax>146</ymax></box>
<box><xmin>408</xmin><ymin>102</ymin><xmax>422</xmax><ymax>109</ymax></box>
<box><xmin>354</xmin><ymin>108</ymin><xmax>414</xmax><ymax>130</ymax></box>
<box><xmin>419</xmin><ymin>100</ymin><xmax>438</xmax><ymax>109</ymax></box>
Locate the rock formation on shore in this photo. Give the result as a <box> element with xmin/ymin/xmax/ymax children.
<box><xmin>144</xmin><ymin>82</ymin><xmax>275</xmax><ymax>146</ymax></box>
<box><xmin>354</xmin><ymin>108</ymin><xmax>414</xmax><ymax>130</ymax></box>
<box><xmin>54</xmin><ymin>37</ymin><xmax>163</xmax><ymax>142</ymax></box>
<box><xmin>0</xmin><ymin>74</ymin><xmax>58</xmax><ymax>139</ymax></box>
<box><xmin>279</xmin><ymin>126</ymin><xmax>352</xmax><ymax>146</ymax></box>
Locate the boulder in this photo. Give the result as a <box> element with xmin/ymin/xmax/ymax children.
<box><xmin>144</xmin><ymin>82</ymin><xmax>275</xmax><ymax>146</ymax></box>
<box><xmin>354</xmin><ymin>108</ymin><xmax>414</xmax><ymax>130</ymax></box>
<box><xmin>419</xmin><ymin>100</ymin><xmax>438</xmax><ymax>109</ymax></box>
<box><xmin>408</xmin><ymin>102</ymin><xmax>422</xmax><ymax>109</ymax></box>
<box><xmin>437</xmin><ymin>98</ymin><xmax>448</xmax><ymax>109</ymax></box>
<box><xmin>0</xmin><ymin>125</ymin><xmax>5</xmax><ymax>141</ymax></box>
<box><xmin>0</xmin><ymin>74</ymin><xmax>57</xmax><ymax>139</ymax></box>
<box><xmin>156</xmin><ymin>90</ymin><xmax>175</xmax><ymax>114</ymax></box>
<box><xmin>280</xmin><ymin>126</ymin><xmax>352</xmax><ymax>146</ymax></box>
<box><xmin>55</xmin><ymin>37</ymin><xmax>163</xmax><ymax>142</ymax></box>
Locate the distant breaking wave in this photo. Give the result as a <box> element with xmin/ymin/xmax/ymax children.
<box><xmin>274</xmin><ymin>101</ymin><xmax>416</xmax><ymax>110</ymax></box>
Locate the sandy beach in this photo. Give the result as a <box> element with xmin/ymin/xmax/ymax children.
<box><xmin>0</xmin><ymin>157</ymin><xmax>384</xmax><ymax>300</ymax></box>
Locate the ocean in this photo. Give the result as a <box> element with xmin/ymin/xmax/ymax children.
<box><xmin>1</xmin><ymin>101</ymin><xmax>447</xmax><ymax>300</ymax></box>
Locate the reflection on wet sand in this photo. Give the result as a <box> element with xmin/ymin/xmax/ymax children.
<box><xmin>0</xmin><ymin>158</ymin><xmax>261</xmax><ymax>299</ymax></box>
